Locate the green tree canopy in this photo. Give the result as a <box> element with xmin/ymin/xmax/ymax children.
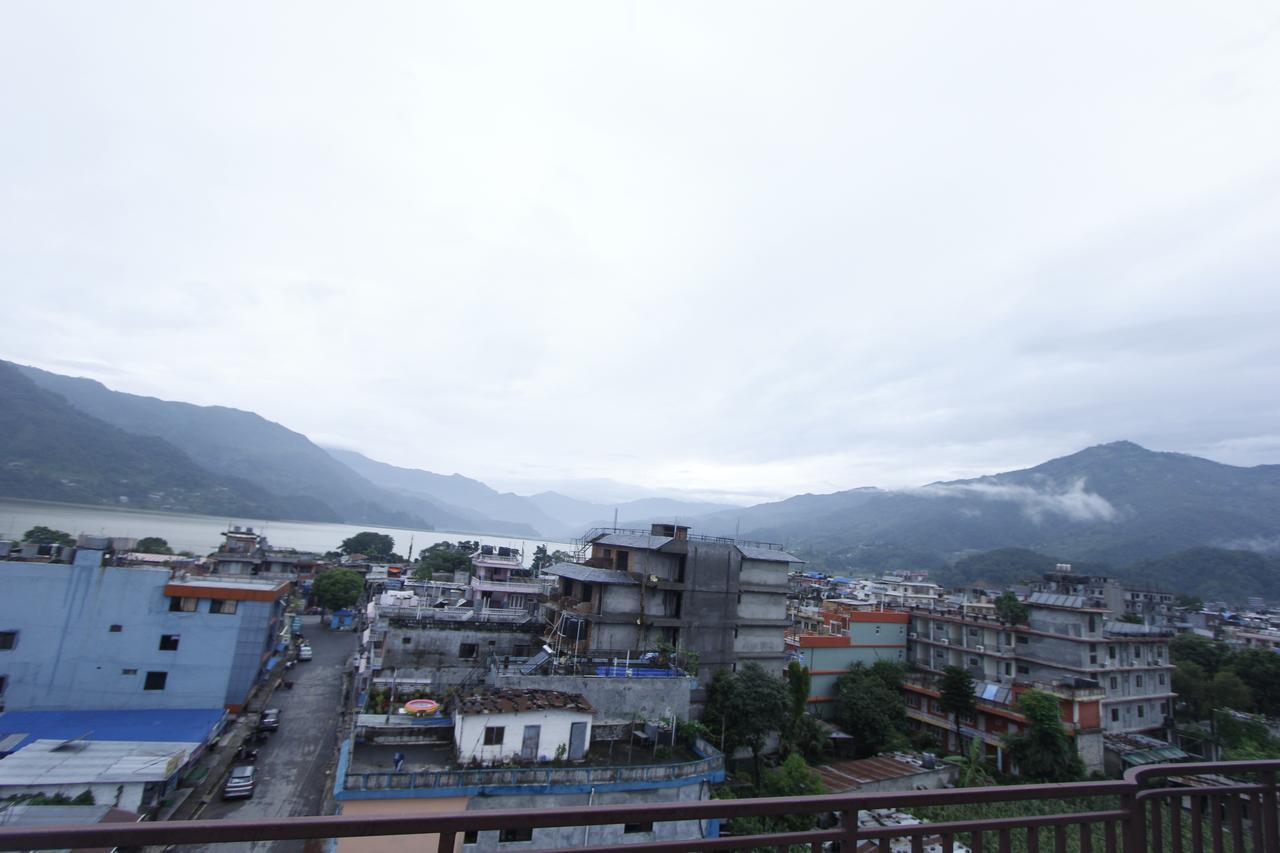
<box><xmin>1005</xmin><ymin>689</ymin><xmax>1084</xmax><ymax>783</ymax></box>
<box><xmin>703</xmin><ymin>663</ymin><xmax>790</xmax><ymax>785</ymax></box>
<box><xmin>22</xmin><ymin>526</ymin><xmax>75</xmax><ymax>546</ymax></box>
<box><xmin>135</xmin><ymin>536</ymin><xmax>173</xmax><ymax>555</ymax></box>
<box><xmin>1173</xmin><ymin>660</ymin><xmax>1209</xmax><ymax>720</ymax></box>
<box><xmin>833</xmin><ymin>663</ymin><xmax>907</xmax><ymax>758</ymax></box>
<box><xmin>1228</xmin><ymin>649</ymin><xmax>1280</xmax><ymax>717</ymax></box>
<box><xmin>939</xmin><ymin>666</ymin><xmax>978</xmax><ymax>753</ymax></box>
<box><xmin>1171</xmin><ymin>634</ymin><xmax>1233</xmax><ymax>677</ymax></box>
<box><xmin>413</xmin><ymin>541</ymin><xmax>476</xmax><ymax>579</ymax></box>
<box><xmin>1209</xmin><ymin>671</ymin><xmax>1254</xmax><ymax>713</ymax></box>
<box><xmin>994</xmin><ymin>591</ymin><xmax>1029</xmax><ymax>625</ymax></box>
<box><xmin>312</xmin><ymin>568</ymin><xmax>364</xmax><ymax>611</ymax></box>
<box><xmin>338</xmin><ymin>531</ymin><xmax>395</xmax><ymax>559</ymax></box>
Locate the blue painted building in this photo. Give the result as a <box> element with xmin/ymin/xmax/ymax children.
<box><xmin>0</xmin><ymin>551</ymin><xmax>291</xmax><ymax>712</ymax></box>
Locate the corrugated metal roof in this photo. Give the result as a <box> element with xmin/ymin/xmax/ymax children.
<box><xmin>0</xmin><ymin>708</ymin><xmax>225</xmax><ymax>753</ymax></box>
<box><xmin>1027</xmin><ymin>592</ymin><xmax>1087</xmax><ymax>610</ymax></box>
<box><xmin>815</xmin><ymin>754</ymin><xmax>936</xmax><ymax>793</ymax></box>
<box><xmin>593</xmin><ymin>533</ymin><xmax>673</xmax><ymax>550</ymax></box>
<box><xmin>0</xmin><ymin>739</ymin><xmax>194</xmax><ymax>785</ymax></box>
<box><xmin>456</xmin><ymin>689</ymin><xmax>594</xmax><ymax>716</ymax></box>
<box><xmin>737</xmin><ymin>545</ymin><xmax>804</xmax><ymax>564</ymax></box>
<box><xmin>542</xmin><ymin>562</ymin><xmax>638</xmax><ymax>585</ymax></box>
<box><xmin>1104</xmin><ymin>620</ymin><xmax>1175</xmax><ymax>636</ymax></box>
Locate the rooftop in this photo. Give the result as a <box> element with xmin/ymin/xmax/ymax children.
<box><xmin>0</xmin><ymin>739</ymin><xmax>194</xmax><ymax>786</ymax></box>
<box><xmin>543</xmin><ymin>562</ymin><xmax>638</xmax><ymax>585</ymax></box>
<box><xmin>815</xmin><ymin>753</ymin><xmax>949</xmax><ymax>793</ymax></box>
<box><xmin>0</xmin><ymin>708</ymin><xmax>225</xmax><ymax>754</ymax></box>
<box><xmin>455</xmin><ymin>689</ymin><xmax>594</xmax><ymax>716</ymax></box>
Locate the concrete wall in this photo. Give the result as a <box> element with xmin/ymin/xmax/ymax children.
<box><xmin>738</xmin><ymin>558</ymin><xmax>787</xmax><ymax>588</ymax></box>
<box><xmin>0</xmin><ymin>780</ymin><xmax>150</xmax><ymax>814</ymax></box>
<box><xmin>489</xmin><ymin>673</ymin><xmax>693</xmax><ymax>726</ymax></box>
<box><xmin>454</xmin><ymin>708</ymin><xmax>592</xmax><ymax>764</ymax></box>
<box><xmin>0</xmin><ymin>560</ymin><xmax>271</xmax><ymax>710</ymax></box>
<box><xmin>382</xmin><ymin>626</ymin><xmax>541</xmax><ymax>670</ymax></box>
<box><xmin>336</xmin><ymin>796</ymin><xmax>469</xmax><ymax>853</ymax></box>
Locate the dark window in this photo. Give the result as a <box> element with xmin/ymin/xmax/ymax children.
<box><xmin>460</xmin><ymin>643</ymin><xmax>478</xmax><ymax>659</ymax></box>
<box><xmin>0</xmin><ymin>674</ymin><xmax>6</xmax><ymax>696</ymax></box>
<box><xmin>488</xmin><ymin>640</ymin><xmax>496</xmax><ymax>646</ymax></box>
<box><xmin>1017</xmin><ymin>665</ymin><xmax>1030</xmax><ymax>674</ymax></box>
<box><xmin>1110</xmin><ymin>677</ymin><xmax>1118</xmax><ymax>689</ymax></box>
<box><xmin>624</xmin><ymin>821</ymin><xmax>654</xmax><ymax>834</ymax></box>
<box><xmin>144</xmin><ymin>671</ymin><xmax>168</xmax><ymax>690</ymax></box>
<box><xmin>109</xmin><ymin>624</ymin><xmax>123</xmax><ymax>633</ymax></box>
<box><xmin>484</xmin><ymin>726</ymin><xmax>504</xmax><ymax>745</ymax></box>
<box><xmin>498</xmin><ymin>827</ymin><xmax>532</xmax><ymax>843</ymax></box>
<box><xmin>1159</xmin><ymin>673</ymin><xmax>1166</xmax><ymax>686</ymax></box>
<box><xmin>1017</xmin><ymin>635</ymin><xmax>1029</xmax><ymax>644</ymax></box>
<box><xmin>463</xmin><ymin>831</ymin><xmax>479</xmax><ymax>844</ymax></box>
<box><xmin>159</xmin><ymin>634</ymin><xmax>180</xmax><ymax>651</ymax></box>
<box><xmin>0</xmin><ymin>631</ymin><xmax>16</xmax><ymax>650</ymax></box>
<box><xmin>169</xmin><ymin>597</ymin><xmax>198</xmax><ymax>613</ymax></box>
<box><xmin>122</xmin><ymin>668</ymin><xmax>137</xmax><ymax>675</ymax></box>
<box><xmin>1111</xmin><ymin>708</ymin><xmax>1119</xmax><ymax>722</ymax></box>
<box><xmin>514</xmin><ymin>645</ymin><xmax>530</xmax><ymax>657</ymax></box>
<box><xmin>209</xmin><ymin>599</ymin><xmax>237</xmax><ymax>615</ymax></box>
<box><xmin>1136</xmin><ymin>675</ymin><xmax>1143</xmax><ymax>687</ymax></box>
<box><xmin>402</xmin><ymin>637</ymin><xmax>412</xmax><ymax>645</ymax></box>
<box><xmin>1137</xmin><ymin>705</ymin><xmax>1145</xmax><ymax>718</ymax></box>
<box><xmin>615</xmin><ymin>550</ymin><xmax>629</xmax><ymax>570</ymax></box>
<box><xmin>1088</xmin><ymin>615</ymin><xmax>1096</xmax><ymax>632</ymax></box>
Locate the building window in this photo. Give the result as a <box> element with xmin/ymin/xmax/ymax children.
<box><xmin>1004</xmin><ymin>662</ymin><xmax>1012</xmax><ymax>676</ymax></box>
<box><xmin>1017</xmin><ymin>636</ymin><xmax>1029</xmax><ymax>644</ymax></box>
<box><xmin>1162</xmin><ymin>701</ymin><xmax>1170</xmax><ymax>715</ymax></box>
<box><xmin>1111</xmin><ymin>708</ymin><xmax>1119</xmax><ymax>722</ymax></box>
<box><xmin>159</xmin><ymin>634</ymin><xmax>180</xmax><ymax>651</ymax></box>
<box><xmin>0</xmin><ymin>631</ymin><xmax>17</xmax><ymax>650</ymax></box>
<box><xmin>209</xmin><ymin>599</ymin><xmax>237</xmax><ymax>615</ymax></box>
<box><xmin>1110</xmin><ymin>677</ymin><xmax>1118</xmax><ymax>690</ymax></box>
<box><xmin>109</xmin><ymin>624</ymin><xmax>123</xmax><ymax>633</ymax></box>
<box><xmin>1088</xmin><ymin>615</ymin><xmax>1096</xmax><ymax>633</ymax></box>
<box><xmin>1159</xmin><ymin>673</ymin><xmax>1166</xmax><ymax>686</ymax></box>
<box><xmin>624</xmin><ymin>821</ymin><xmax>654</xmax><ymax>834</ymax></box>
<box><xmin>402</xmin><ymin>637</ymin><xmax>412</xmax><ymax>645</ymax></box>
<box><xmin>1137</xmin><ymin>705</ymin><xmax>1145</xmax><ymax>718</ymax></box>
<box><xmin>460</xmin><ymin>643</ymin><xmax>478</xmax><ymax>659</ymax></box>
<box><xmin>0</xmin><ymin>675</ymin><xmax>6</xmax><ymax>696</ymax></box>
<box><xmin>483</xmin><ymin>726</ymin><xmax>504</xmax><ymax>746</ymax></box>
<box><xmin>144</xmin><ymin>671</ymin><xmax>168</xmax><ymax>691</ymax></box>
<box><xmin>122</xmin><ymin>668</ymin><xmax>137</xmax><ymax>675</ymax></box>
<box><xmin>968</xmin><ymin>657</ymin><xmax>979</xmax><ymax>667</ymax></box>
<box><xmin>498</xmin><ymin>828</ymin><xmax>533</xmax><ymax>843</ymax></box>
<box><xmin>1136</xmin><ymin>675</ymin><xmax>1143</xmax><ymax>688</ymax></box>
<box><xmin>169</xmin><ymin>597</ymin><xmax>198</xmax><ymax>613</ymax></box>
<box><xmin>1017</xmin><ymin>665</ymin><xmax>1030</xmax><ymax>675</ymax></box>
<box><xmin>463</xmin><ymin>831</ymin><xmax>478</xmax><ymax>844</ymax></box>
<box><xmin>1109</xmin><ymin>645</ymin><xmax>1116</xmax><ymax>659</ymax></box>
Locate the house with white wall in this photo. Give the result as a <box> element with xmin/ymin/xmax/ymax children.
<box><xmin>453</xmin><ymin>689</ymin><xmax>593</xmax><ymax>765</ymax></box>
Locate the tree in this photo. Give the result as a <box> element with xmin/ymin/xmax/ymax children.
<box><xmin>23</xmin><ymin>526</ymin><xmax>75</xmax><ymax>546</ymax></box>
<box><xmin>312</xmin><ymin>568</ymin><xmax>363</xmax><ymax>611</ymax></box>
<box><xmin>1229</xmin><ymin>649</ymin><xmax>1280</xmax><ymax>717</ymax></box>
<box><xmin>1118</xmin><ymin>612</ymin><xmax>1144</xmax><ymax>624</ymax></box>
<box><xmin>954</xmin><ymin>736</ymin><xmax>995</xmax><ymax>788</ymax></box>
<box><xmin>719</xmin><ymin>753</ymin><xmax>828</xmax><ymax>837</ymax></box>
<box><xmin>703</xmin><ymin>663</ymin><xmax>790</xmax><ymax>786</ymax></box>
<box><xmin>413</xmin><ymin>542</ymin><xmax>476</xmax><ymax>579</ymax></box>
<box><xmin>1171</xmin><ymin>634</ymin><xmax>1233</xmax><ymax>677</ymax></box>
<box><xmin>833</xmin><ymin>663</ymin><xmax>907</xmax><ymax>758</ymax></box>
<box><xmin>338</xmin><ymin>531</ymin><xmax>395</xmax><ymax>559</ymax></box>
<box><xmin>1005</xmin><ymin>689</ymin><xmax>1084</xmax><ymax>783</ymax></box>
<box><xmin>994</xmin><ymin>591</ymin><xmax>1029</xmax><ymax>625</ymax></box>
<box><xmin>135</xmin><ymin>536</ymin><xmax>173</xmax><ymax>555</ymax></box>
<box><xmin>531</xmin><ymin>545</ymin><xmax>574</xmax><ymax>572</ymax></box>
<box><xmin>1209</xmin><ymin>670</ymin><xmax>1254</xmax><ymax>713</ymax></box>
<box><xmin>1173</xmin><ymin>660</ymin><xmax>1209</xmax><ymax>720</ymax></box>
<box><xmin>1176</xmin><ymin>593</ymin><xmax>1204</xmax><ymax>611</ymax></box>
<box><xmin>939</xmin><ymin>666</ymin><xmax>978</xmax><ymax>754</ymax></box>
<box><xmin>783</xmin><ymin>661</ymin><xmax>814</xmax><ymax>757</ymax></box>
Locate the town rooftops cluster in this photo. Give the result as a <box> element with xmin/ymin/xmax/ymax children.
<box><xmin>455</xmin><ymin>688</ymin><xmax>594</xmax><ymax>716</ymax></box>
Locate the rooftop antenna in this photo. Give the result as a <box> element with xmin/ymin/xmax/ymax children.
<box><xmin>407</xmin><ymin>534</ymin><xmax>415</xmax><ymax>563</ymax></box>
<box><xmin>613</xmin><ymin>508</ymin><xmax>618</xmax><ymax>530</ymax></box>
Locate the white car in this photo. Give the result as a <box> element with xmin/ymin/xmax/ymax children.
<box><xmin>297</xmin><ymin>644</ymin><xmax>313</xmax><ymax>661</ymax></box>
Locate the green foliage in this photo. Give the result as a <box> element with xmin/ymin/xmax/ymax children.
<box><xmin>1171</xmin><ymin>634</ymin><xmax>1232</xmax><ymax>676</ymax></box>
<box><xmin>1118</xmin><ymin>612</ymin><xmax>1144</xmax><ymax>624</ymax></box>
<box><xmin>720</xmin><ymin>754</ymin><xmax>827</xmax><ymax>841</ymax></box>
<box><xmin>953</xmin><ymin>736</ymin><xmax>996</xmax><ymax>788</ymax></box>
<box><xmin>833</xmin><ymin>663</ymin><xmax>907</xmax><ymax>758</ymax></box>
<box><xmin>1176</xmin><ymin>593</ymin><xmax>1204</xmax><ymax>610</ymax></box>
<box><xmin>939</xmin><ymin>666</ymin><xmax>978</xmax><ymax>749</ymax></box>
<box><xmin>529</xmin><ymin>544</ymin><xmax>570</xmax><ymax>571</ymax></box>
<box><xmin>135</xmin><ymin>536</ymin><xmax>173</xmax><ymax>554</ymax></box>
<box><xmin>1173</xmin><ymin>661</ymin><xmax>1209</xmax><ymax>720</ymax></box>
<box><xmin>703</xmin><ymin>663</ymin><xmax>791</xmax><ymax>785</ymax></box>
<box><xmin>1229</xmin><ymin>650</ymin><xmax>1280</xmax><ymax>717</ymax></box>
<box><xmin>312</xmin><ymin>568</ymin><xmax>363</xmax><ymax>611</ymax></box>
<box><xmin>339</xmin><ymin>531</ymin><xmax>395</xmax><ymax>559</ymax></box>
<box><xmin>22</xmin><ymin>525</ymin><xmax>75</xmax><ymax>546</ymax></box>
<box><xmin>1209</xmin><ymin>671</ymin><xmax>1253</xmax><ymax>713</ymax></box>
<box><xmin>1171</xmin><ymin>637</ymin><xmax>1280</xmax><ymax>718</ymax></box>
<box><xmin>1005</xmin><ymin>689</ymin><xmax>1084</xmax><ymax>783</ymax></box>
<box><xmin>994</xmin><ymin>591</ymin><xmax>1029</xmax><ymax>625</ymax></box>
<box><xmin>413</xmin><ymin>542</ymin><xmax>476</xmax><ymax>578</ymax></box>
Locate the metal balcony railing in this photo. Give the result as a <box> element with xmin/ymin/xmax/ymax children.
<box><xmin>2</xmin><ymin>760</ymin><xmax>1279</xmax><ymax>852</ymax></box>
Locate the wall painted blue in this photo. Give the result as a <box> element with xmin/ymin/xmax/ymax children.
<box><xmin>0</xmin><ymin>557</ymin><xmax>282</xmax><ymax>711</ymax></box>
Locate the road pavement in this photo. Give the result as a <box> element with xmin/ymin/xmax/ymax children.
<box><xmin>186</xmin><ymin>616</ymin><xmax>356</xmax><ymax>853</ymax></box>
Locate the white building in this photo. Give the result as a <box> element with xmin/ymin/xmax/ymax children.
<box><xmin>453</xmin><ymin>689</ymin><xmax>593</xmax><ymax>765</ymax></box>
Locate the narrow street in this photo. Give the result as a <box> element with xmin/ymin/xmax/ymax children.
<box><xmin>185</xmin><ymin>616</ymin><xmax>356</xmax><ymax>852</ymax></box>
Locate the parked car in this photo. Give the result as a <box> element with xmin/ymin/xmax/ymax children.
<box><xmin>258</xmin><ymin>708</ymin><xmax>281</xmax><ymax>731</ymax></box>
<box><xmin>297</xmin><ymin>644</ymin><xmax>313</xmax><ymax>661</ymax></box>
<box><xmin>222</xmin><ymin>765</ymin><xmax>257</xmax><ymax>799</ymax></box>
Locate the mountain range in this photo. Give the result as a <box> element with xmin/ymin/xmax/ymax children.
<box><xmin>3</xmin><ymin>359</ymin><xmax>1279</xmax><ymax>578</ymax></box>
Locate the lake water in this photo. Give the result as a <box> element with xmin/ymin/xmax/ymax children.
<box><xmin>0</xmin><ymin>498</ymin><xmax>574</xmax><ymax>565</ymax></box>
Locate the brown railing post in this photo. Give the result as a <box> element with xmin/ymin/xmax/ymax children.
<box><xmin>437</xmin><ymin>830</ymin><xmax>456</xmax><ymax>852</ymax></box>
<box><xmin>1263</xmin><ymin>769</ymin><xmax>1280</xmax><ymax>853</ymax></box>
<box><xmin>840</xmin><ymin>805</ymin><xmax>860</xmax><ymax>852</ymax></box>
<box><xmin>1122</xmin><ymin>787</ymin><xmax>1145</xmax><ymax>853</ymax></box>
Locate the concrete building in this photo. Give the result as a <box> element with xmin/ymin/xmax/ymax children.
<box><xmin>542</xmin><ymin>524</ymin><xmax>799</xmax><ymax>675</ymax></box>
<box><xmin>906</xmin><ymin>589</ymin><xmax>1175</xmax><ymax>735</ymax></box>
<box><xmin>0</xmin><ymin>550</ymin><xmax>290</xmax><ymax>712</ymax></box>
<box><xmin>453</xmin><ymin>689</ymin><xmax>594</xmax><ymax>764</ymax></box>
<box><xmin>466</xmin><ymin>546</ymin><xmax>545</xmax><ymax>616</ymax></box>
<box><xmin>786</xmin><ymin>610</ymin><xmax>909</xmax><ymax>719</ymax></box>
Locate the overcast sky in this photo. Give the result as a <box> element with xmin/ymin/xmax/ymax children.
<box><xmin>3</xmin><ymin>3</ymin><xmax>1280</xmax><ymax>505</ymax></box>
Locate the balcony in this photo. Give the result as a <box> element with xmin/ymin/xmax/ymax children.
<box><xmin>3</xmin><ymin>760</ymin><xmax>1278</xmax><ymax>851</ymax></box>
<box><xmin>470</xmin><ymin>575</ymin><xmax>547</xmax><ymax>595</ymax></box>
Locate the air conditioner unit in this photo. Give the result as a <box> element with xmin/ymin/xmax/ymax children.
<box><xmin>908</xmin><ymin>632</ymin><xmax>918</xmax><ymax>639</ymax></box>
<box><xmin>940</xmin><ymin>639</ymin><xmax>950</xmax><ymax>645</ymax></box>
<box><xmin>975</xmin><ymin>644</ymin><xmax>986</xmax><ymax>652</ymax></box>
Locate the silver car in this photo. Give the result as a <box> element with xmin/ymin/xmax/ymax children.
<box><xmin>222</xmin><ymin>764</ymin><xmax>257</xmax><ymax>799</ymax></box>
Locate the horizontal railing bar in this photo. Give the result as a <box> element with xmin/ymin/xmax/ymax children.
<box><xmin>1127</xmin><ymin>759</ymin><xmax>1280</xmax><ymax>784</ymax></box>
<box><xmin>1136</xmin><ymin>784</ymin><xmax>1266</xmax><ymax>803</ymax></box>
<box><xmin>538</xmin><ymin>827</ymin><xmax>845</xmax><ymax>853</ymax></box>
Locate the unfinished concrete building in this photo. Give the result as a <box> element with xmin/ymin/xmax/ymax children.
<box><xmin>541</xmin><ymin>524</ymin><xmax>800</xmax><ymax>675</ymax></box>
